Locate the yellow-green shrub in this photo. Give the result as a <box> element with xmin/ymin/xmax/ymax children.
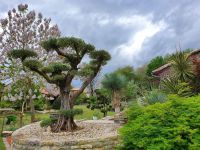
<box><xmin>119</xmin><ymin>95</ymin><xmax>200</xmax><ymax>150</ymax></box>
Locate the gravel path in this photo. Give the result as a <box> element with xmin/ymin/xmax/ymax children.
<box><xmin>12</xmin><ymin>120</ymin><xmax>120</xmax><ymax>142</ymax></box>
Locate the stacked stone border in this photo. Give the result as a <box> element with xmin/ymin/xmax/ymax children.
<box><xmin>12</xmin><ymin>134</ymin><xmax>119</xmax><ymax>150</ymax></box>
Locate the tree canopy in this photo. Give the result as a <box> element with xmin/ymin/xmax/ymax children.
<box><xmin>9</xmin><ymin>36</ymin><xmax>111</xmax><ymax>132</ymax></box>
<box><xmin>146</xmin><ymin>56</ymin><xmax>165</xmax><ymax>76</ymax></box>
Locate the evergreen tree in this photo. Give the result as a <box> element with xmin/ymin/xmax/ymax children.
<box><xmin>9</xmin><ymin>37</ymin><xmax>111</xmax><ymax>132</ymax></box>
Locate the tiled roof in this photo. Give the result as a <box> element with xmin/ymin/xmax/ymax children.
<box><xmin>152</xmin><ymin>63</ymin><xmax>172</xmax><ymax>74</ymax></box>
<box><xmin>152</xmin><ymin>48</ymin><xmax>200</xmax><ymax>75</ymax></box>
<box><xmin>188</xmin><ymin>48</ymin><xmax>200</xmax><ymax>56</ymax></box>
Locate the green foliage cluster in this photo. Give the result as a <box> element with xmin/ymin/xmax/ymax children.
<box><xmin>59</xmin><ymin>108</ymin><xmax>83</xmax><ymax>117</ymax></box>
<box><xmin>41</xmin><ymin>62</ymin><xmax>70</xmax><ymax>73</ymax></box>
<box><xmin>8</xmin><ymin>49</ymin><xmax>37</xmax><ymax>61</ymax></box>
<box><xmin>86</xmin><ymin>89</ymin><xmax>112</xmax><ymax>117</ymax></box>
<box><xmin>115</xmin><ymin>66</ymin><xmax>135</xmax><ymax>81</ymax></box>
<box><xmin>102</xmin><ymin>72</ymin><xmax>127</xmax><ymax>91</ymax></box>
<box><xmin>74</xmin><ymin>93</ymin><xmax>88</xmax><ymax>105</ymax></box>
<box><xmin>171</xmin><ymin>51</ymin><xmax>193</xmax><ymax>82</ymax></box>
<box><xmin>122</xmin><ymin>81</ymin><xmax>140</xmax><ymax>101</ymax></box>
<box><xmin>162</xmin><ymin>78</ymin><xmax>193</xmax><ymax>97</ymax></box>
<box><xmin>23</xmin><ymin>59</ymin><xmax>42</xmax><ymax>70</ymax></box>
<box><xmin>34</xmin><ymin>98</ymin><xmax>45</xmax><ymax>111</ymax></box>
<box><xmin>0</xmin><ymin>101</ymin><xmax>12</xmax><ymax>108</ymax></box>
<box><xmin>119</xmin><ymin>95</ymin><xmax>200</xmax><ymax>150</ymax></box>
<box><xmin>40</xmin><ymin>118</ymin><xmax>57</xmax><ymax>127</ymax></box>
<box><xmin>6</xmin><ymin>115</ymin><xmax>17</xmax><ymax>125</ymax></box>
<box><xmin>145</xmin><ymin>89</ymin><xmax>167</xmax><ymax>105</ymax></box>
<box><xmin>146</xmin><ymin>56</ymin><xmax>165</xmax><ymax>76</ymax></box>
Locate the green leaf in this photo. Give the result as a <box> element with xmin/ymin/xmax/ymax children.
<box><xmin>41</xmin><ymin>38</ymin><xmax>59</xmax><ymax>51</ymax></box>
<box><xmin>90</xmin><ymin>50</ymin><xmax>111</xmax><ymax>65</ymax></box>
<box><xmin>23</xmin><ymin>59</ymin><xmax>42</xmax><ymax>70</ymax></box>
<box><xmin>59</xmin><ymin>108</ymin><xmax>83</xmax><ymax>117</ymax></box>
<box><xmin>41</xmin><ymin>62</ymin><xmax>70</xmax><ymax>73</ymax></box>
<box><xmin>8</xmin><ymin>49</ymin><xmax>37</xmax><ymax>61</ymax></box>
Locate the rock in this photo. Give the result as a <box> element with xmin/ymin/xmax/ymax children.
<box><xmin>2</xmin><ymin>131</ymin><xmax>13</xmax><ymax>137</ymax></box>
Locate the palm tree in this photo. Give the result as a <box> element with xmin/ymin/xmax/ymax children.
<box><xmin>171</xmin><ymin>51</ymin><xmax>194</xmax><ymax>82</ymax></box>
<box><xmin>102</xmin><ymin>73</ymin><xmax>126</xmax><ymax>113</ymax></box>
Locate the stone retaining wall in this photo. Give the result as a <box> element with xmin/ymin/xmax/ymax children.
<box><xmin>12</xmin><ymin>134</ymin><xmax>119</xmax><ymax>150</ymax></box>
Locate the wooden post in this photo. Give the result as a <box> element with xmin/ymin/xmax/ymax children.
<box><xmin>1</xmin><ymin>117</ymin><xmax>5</xmax><ymax>136</ymax></box>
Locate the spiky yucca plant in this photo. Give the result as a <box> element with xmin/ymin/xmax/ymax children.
<box><xmin>171</xmin><ymin>51</ymin><xmax>193</xmax><ymax>82</ymax></box>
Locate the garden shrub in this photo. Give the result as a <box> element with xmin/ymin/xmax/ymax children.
<box><xmin>74</xmin><ymin>93</ymin><xmax>88</xmax><ymax>105</ymax></box>
<box><xmin>6</xmin><ymin>115</ymin><xmax>17</xmax><ymax>125</ymax></box>
<box><xmin>59</xmin><ymin>108</ymin><xmax>83</xmax><ymax>117</ymax></box>
<box><xmin>0</xmin><ymin>101</ymin><xmax>12</xmax><ymax>108</ymax></box>
<box><xmin>146</xmin><ymin>90</ymin><xmax>167</xmax><ymax>105</ymax></box>
<box><xmin>34</xmin><ymin>98</ymin><xmax>45</xmax><ymax>110</ymax></box>
<box><xmin>40</xmin><ymin>118</ymin><xmax>57</xmax><ymax>127</ymax></box>
<box><xmin>51</xmin><ymin>98</ymin><xmax>60</xmax><ymax>110</ymax></box>
<box><xmin>119</xmin><ymin>95</ymin><xmax>200</xmax><ymax>150</ymax></box>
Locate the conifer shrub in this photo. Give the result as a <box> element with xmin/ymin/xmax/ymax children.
<box><xmin>119</xmin><ymin>95</ymin><xmax>200</xmax><ymax>150</ymax></box>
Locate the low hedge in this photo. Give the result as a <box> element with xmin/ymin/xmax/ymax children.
<box><xmin>119</xmin><ymin>95</ymin><xmax>200</xmax><ymax>150</ymax></box>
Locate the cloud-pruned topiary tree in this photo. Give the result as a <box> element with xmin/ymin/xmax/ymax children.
<box><xmin>9</xmin><ymin>37</ymin><xmax>111</xmax><ymax>132</ymax></box>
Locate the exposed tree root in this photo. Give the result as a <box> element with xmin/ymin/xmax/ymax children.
<box><xmin>51</xmin><ymin>115</ymin><xmax>78</xmax><ymax>132</ymax></box>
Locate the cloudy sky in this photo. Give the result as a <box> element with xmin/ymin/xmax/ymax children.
<box><xmin>1</xmin><ymin>0</ymin><xmax>200</xmax><ymax>73</ymax></box>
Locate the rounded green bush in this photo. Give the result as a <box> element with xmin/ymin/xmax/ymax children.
<box><xmin>6</xmin><ymin>115</ymin><xmax>17</xmax><ymax>125</ymax></box>
<box><xmin>146</xmin><ymin>90</ymin><xmax>167</xmax><ymax>105</ymax></box>
<box><xmin>119</xmin><ymin>95</ymin><xmax>200</xmax><ymax>150</ymax></box>
<box><xmin>40</xmin><ymin>118</ymin><xmax>57</xmax><ymax>127</ymax></box>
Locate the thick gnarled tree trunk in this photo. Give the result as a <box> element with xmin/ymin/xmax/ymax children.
<box><xmin>51</xmin><ymin>87</ymin><xmax>77</xmax><ymax>132</ymax></box>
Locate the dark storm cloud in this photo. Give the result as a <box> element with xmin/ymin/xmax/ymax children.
<box><xmin>1</xmin><ymin>0</ymin><xmax>200</xmax><ymax>72</ymax></box>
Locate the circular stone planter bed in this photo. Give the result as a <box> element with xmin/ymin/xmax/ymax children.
<box><xmin>12</xmin><ymin>120</ymin><xmax>121</xmax><ymax>150</ymax></box>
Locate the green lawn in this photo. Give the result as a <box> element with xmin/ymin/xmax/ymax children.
<box><xmin>0</xmin><ymin>105</ymin><xmax>114</xmax><ymax>131</ymax></box>
<box><xmin>75</xmin><ymin>105</ymin><xmax>114</xmax><ymax>120</ymax></box>
<box><xmin>0</xmin><ymin>136</ymin><xmax>5</xmax><ymax>150</ymax></box>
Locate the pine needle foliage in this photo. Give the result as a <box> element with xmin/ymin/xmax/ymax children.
<box><xmin>9</xmin><ymin>36</ymin><xmax>111</xmax><ymax>132</ymax></box>
<box><xmin>8</xmin><ymin>49</ymin><xmax>37</xmax><ymax>61</ymax></box>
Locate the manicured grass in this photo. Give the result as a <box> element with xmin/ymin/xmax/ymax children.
<box><xmin>75</xmin><ymin>105</ymin><xmax>114</xmax><ymax>120</ymax></box>
<box><xmin>0</xmin><ymin>105</ymin><xmax>114</xmax><ymax>131</ymax></box>
<box><xmin>0</xmin><ymin>105</ymin><xmax>114</xmax><ymax>150</ymax></box>
<box><xmin>0</xmin><ymin>136</ymin><xmax>5</xmax><ymax>150</ymax></box>
<box><xmin>0</xmin><ymin>105</ymin><xmax>114</xmax><ymax>148</ymax></box>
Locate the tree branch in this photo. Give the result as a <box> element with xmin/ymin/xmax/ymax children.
<box><xmin>71</xmin><ymin>64</ymin><xmax>101</xmax><ymax>101</ymax></box>
<box><xmin>33</xmin><ymin>69</ymin><xmax>55</xmax><ymax>84</ymax></box>
<box><xmin>55</xmin><ymin>49</ymin><xmax>66</xmax><ymax>57</ymax></box>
